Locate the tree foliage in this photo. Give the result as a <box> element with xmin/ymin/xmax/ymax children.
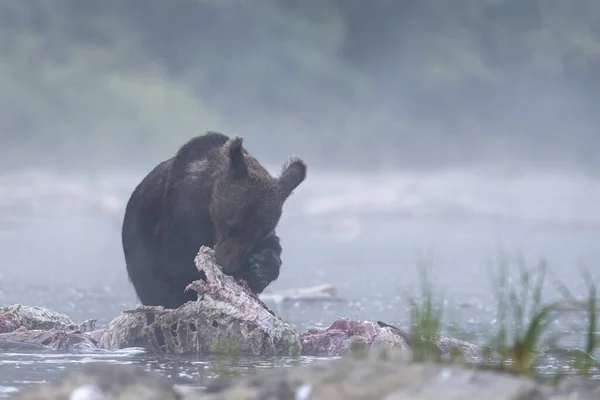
<box><xmin>1</xmin><ymin>0</ymin><xmax>599</xmax><ymax>170</ymax></box>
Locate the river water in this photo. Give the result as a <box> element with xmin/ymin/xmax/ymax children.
<box><xmin>1</xmin><ymin>167</ymin><xmax>599</xmax><ymax>396</ymax></box>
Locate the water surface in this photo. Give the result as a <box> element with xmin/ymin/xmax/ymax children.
<box><xmin>1</xmin><ymin>168</ymin><xmax>599</xmax><ymax>395</ymax></box>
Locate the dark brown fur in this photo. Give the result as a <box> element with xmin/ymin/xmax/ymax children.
<box><xmin>121</xmin><ymin>132</ymin><xmax>306</xmax><ymax>309</ymax></box>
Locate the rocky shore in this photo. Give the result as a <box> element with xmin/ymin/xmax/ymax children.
<box><xmin>10</xmin><ymin>352</ymin><xmax>600</xmax><ymax>400</ymax></box>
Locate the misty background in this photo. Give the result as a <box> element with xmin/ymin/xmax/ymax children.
<box><xmin>1</xmin><ymin>0</ymin><xmax>599</xmax><ymax>172</ymax></box>
<box><xmin>0</xmin><ymin>0</ymin><xmax>599</xmax><ymax>340</ymax></box>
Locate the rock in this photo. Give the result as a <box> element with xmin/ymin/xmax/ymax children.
<box><xmin>14</xmin><ymin>355</ymin><xmax>600</xmax><ymax>400</ymax></box>
<box><xmin>195</xmin><ymin>353</ymin><xmax>599</xmax><ymax>400</ymax></box>
<box><xmin>9</xmin><ymin>364</ymin><xmax>188</xmax><ymax>400</ymax></box>
<box><xmin>551</xmin><ymin>376</ymin><xmax>600</xmax><ymax>399</ymax></box>
<box><xmin>198</xmin><ymin>358</ymin><xmax>540</xmax><ymax>400</ymax></box>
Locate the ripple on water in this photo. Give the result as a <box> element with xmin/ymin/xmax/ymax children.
<box><xmin>0</xmin><ymin>387</ymin><xmax>18</xmax><ymax>397</ymax></box>
<box><xmin>0</xmin><ymin>348</ymin><xmax>149</xmax><ymax>397</ymax></box>
<box><xmin>0</xmin><ymin>344</ymin><xmax>335</xmax><ymax>398</ymax></box>
<box><xmin>2</xmin><ymin>285</ymin><xmax>599</xmax><ymax>397</ymax></box>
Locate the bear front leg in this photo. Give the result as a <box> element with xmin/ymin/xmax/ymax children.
<box><xmin>234</xmin><ymin>232</ymin><xmax>282</xmax><ymax>294</ymax></box>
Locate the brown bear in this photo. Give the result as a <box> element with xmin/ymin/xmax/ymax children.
<box><xmin>121</xmin><ymin>131</ymin><xmax>306</xmax><ymax>310</ymax></box>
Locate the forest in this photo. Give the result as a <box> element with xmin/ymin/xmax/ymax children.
<box><xmin>1</xmin><ymin>0</ymin><xmax>599</xmax><ymax>171</ymax></box>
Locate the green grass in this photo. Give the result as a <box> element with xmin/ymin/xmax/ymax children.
<box><xmin>482</xmin><ymin>255</ymin><xmax>556</xmax><ymax>375</ymax></box>
<box><xmin>210</xmin><ymin>334</ymin><xmax>242</xmax><ymax>378</ymax></box>
<box><xmin>403</xmin><ymin>254</ymin><xmax>446</xmax><ymax>363</ymax></box>
<box><xmin>399</xmin><ymin>251</ymin><xmax>599</xmax><ymax>383</ymax></box>
<box><xmin>551</xmin><ymin>267</ymin><xmax>600</xmax><ymax>377</ymax></box>
<box><xmin>205</xmin><ymin>250</ymin><xmax>598</xmax><ymax>384</ymax></box>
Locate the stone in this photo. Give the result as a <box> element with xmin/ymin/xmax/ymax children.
<box><xmin>191</xmin><ymin>357</ymin><xmax>597</xmax><ymax>400</ymax></box>
<box><xmin>15</xmin><ymin>357</ymin><xmax>600</xmax><ymax>400</ymax></box>
<box><xmin>9</xmin><ymin>364</ymin><xmax>185</xmax><ymax>400</ymax></box>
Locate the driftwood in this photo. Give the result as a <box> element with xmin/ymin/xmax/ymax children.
<box><xmin>0</xmin><ymin>247</ymin><xmax>482</xmax><ymax>359</ymax></box>
<box><xmin>259</xmin><ymin>283</ymin><xmax>347</xmax><ymax>305</ymax></box>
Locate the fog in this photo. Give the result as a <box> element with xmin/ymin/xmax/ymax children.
<box><xmin>0</xmin><ymin>0</ymin><xmax>599</xmax><ymax>339</ymax></box>
<box><xmin>1</xmin><ymin>167</ymin><xmax>599</xmax><ymax>309</ymax></box>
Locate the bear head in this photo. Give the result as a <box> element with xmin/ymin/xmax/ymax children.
<box><xmin>210</xmin><ymin>136</ymin><xmax>306</xmax><ymax>273</ymax></box>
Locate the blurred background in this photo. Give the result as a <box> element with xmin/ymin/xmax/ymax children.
<box><xmin>0</xmin><ymin>0</ymin><xmax>600</xmax><ymax>392</ymax></box>
<box><xmin>1</xmin><ymin>0</ymin><xmax>599</xmax><ymax>171</ymax></box>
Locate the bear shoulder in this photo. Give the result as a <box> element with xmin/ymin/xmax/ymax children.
<box><xmin>163</xmin><ymin>131</ymin><xmax>230</xmax><ymax>196</ymax></box>
<box><xmin>169</xmin><ymin>131</ymin><xmax>230</xmax><ymax>175</ymax></box>
<box><xmin>159</xmin><ymin>131</ymin><xmax>231</xmax><ymax>226</ymax></box>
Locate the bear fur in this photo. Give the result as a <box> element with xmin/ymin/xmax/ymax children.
<box><xmin>121</xmin><ymin>132</ymin><xmax>307</xmax><ymax>309</ymax></box>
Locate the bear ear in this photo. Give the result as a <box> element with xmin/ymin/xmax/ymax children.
<box><xmin>278</xmin><ymin>157</ymin><xmax>307</xmax><ymax>199</ymax></box>
<box><xmin>224</xmin><ymin>136</ymin><xmax>247</xmax><ymax>178</ymax></box>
